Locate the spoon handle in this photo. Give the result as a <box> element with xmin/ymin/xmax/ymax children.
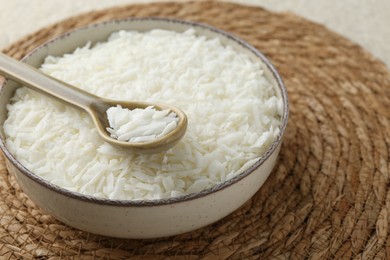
<box><xmin>0</xmin><ymin>53</ymin><xmax>98</xmax><ymax>111</ymax></box>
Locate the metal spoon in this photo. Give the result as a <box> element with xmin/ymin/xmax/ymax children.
<box><xmin>0</xmin><ymin>53</ymin><xmax>187</xmax><ymax>153</ymax></box>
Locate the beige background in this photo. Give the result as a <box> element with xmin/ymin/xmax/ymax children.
<box><xmin>0</xmin><ymin>0</ymin><xmax>389</xmax><ymax>68</ymax></box>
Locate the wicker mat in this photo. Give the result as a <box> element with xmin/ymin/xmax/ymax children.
<box><xmin>1</xmin><ymin>1</ymin><xmax>390</xmax><ymax>259</ymax></box>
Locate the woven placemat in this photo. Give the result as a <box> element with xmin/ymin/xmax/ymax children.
<box><xmin>1</xmin><ymin>1</ymin><xmax>390</xmax><ymax>259</ymax></box>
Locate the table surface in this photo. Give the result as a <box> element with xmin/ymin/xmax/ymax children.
<box><xmin>0</xmin><ymin>2</ymin><xmax>389</xmax><ymax>258</ymax></box>
<box><xmin>0</xmin><ymin>0</ymin><xmax>389</xmax><ymax>68</ymax></box>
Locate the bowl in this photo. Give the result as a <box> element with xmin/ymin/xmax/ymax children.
<box><xmin>0</xmin><ymin>18</ymin><xmax>288</xmax><ymax>239</ymax></box>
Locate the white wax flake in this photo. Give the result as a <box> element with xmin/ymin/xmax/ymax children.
<box><xmin>4</xmin><ymin>28</ymin><xmax>283</xmax><ymax>200</ymax></box>
<box><xmin>106</xmin><ymin>105</ymin><xmax>179</xmax><ymax>142</ymax></box>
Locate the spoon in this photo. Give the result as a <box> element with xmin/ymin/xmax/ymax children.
<box><xmin>0</xmin><ymin>53</ymin><xmax>187</xmax><ymax>153</ymax></box>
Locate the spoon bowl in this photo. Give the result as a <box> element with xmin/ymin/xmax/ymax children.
<box><xmin>90</xmin><ymin>99</ymin><xmax>187</xmax><ymax>153</ymax></box>
<box><xmin>0</xmin><ymin>53</ymin><xmax>188</xmax><ymax>153</ymax></box>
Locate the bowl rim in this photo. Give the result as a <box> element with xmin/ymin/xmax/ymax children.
<box><xmin>0</xmin><ymin>17</ymin><xmax>289</xmax><ymax>207</ymax></box>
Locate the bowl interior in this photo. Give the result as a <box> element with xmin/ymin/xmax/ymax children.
<box><xmin>0</xmin><ymin>18</ymin><xmax>288</xmax><ymax>206</ymax></box>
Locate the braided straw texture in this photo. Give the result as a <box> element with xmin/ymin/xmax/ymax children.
<box><xmin>1</xmin><ymin>1</ymin><xmax>390</xmax><ymax>259</ymax></box>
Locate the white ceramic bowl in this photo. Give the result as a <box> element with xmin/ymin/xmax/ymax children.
<box><xmin>0</xmin><ymin>18</ymin><xmax>288</xmax><ymax>239</ymax></box>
